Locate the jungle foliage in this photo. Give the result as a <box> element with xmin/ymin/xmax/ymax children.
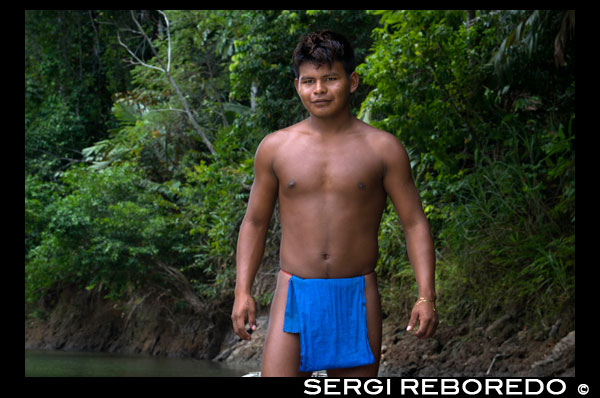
<box><xmin>25</xmin><ymin>10</ymin><xmax>574</xmax><ymax>329</ymax></box>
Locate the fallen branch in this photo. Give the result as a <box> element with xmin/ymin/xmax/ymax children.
<box><xmin>486</xmin><ymin>353</ymin><xmax>508</xmax><ymax>375</ymax></box>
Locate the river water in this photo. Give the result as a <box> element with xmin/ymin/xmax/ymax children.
<box><xmin>25</xmin><ymin>349</ymin><xmax>254</xmax><ymax>377</ymax></box>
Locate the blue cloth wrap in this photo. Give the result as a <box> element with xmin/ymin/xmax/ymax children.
<box><xmin>283</xmin><ymin>274</ymin><xmax>375</xmax><ymax>372</ymax></box>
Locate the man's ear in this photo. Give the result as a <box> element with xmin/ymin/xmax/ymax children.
<box><xmin>294</xmin><ymin>78</ymin><xmax>299</xmax><ymax>94</ymax></box>
<box><xmin>349</xmin><ymin>72</ymin><xmax>359</xmax><ymax>94</ymax></box>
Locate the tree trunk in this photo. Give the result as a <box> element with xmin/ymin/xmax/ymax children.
<box><xmin>466</xmin><ymin>10</ymin><xmax>476</xmax><ymax>29</ymax></box>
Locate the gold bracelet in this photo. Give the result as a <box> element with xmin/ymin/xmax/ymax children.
<box><xmin>415</xmin><ymin>297</ymin><xmax>437</xmax><ymax>311</ymax></box>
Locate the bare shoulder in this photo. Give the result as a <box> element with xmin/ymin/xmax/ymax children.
<box><xmin>256</xmin><ymin>120</ymin><xmax>307</xmax><ymax>152</ymax></box>
<box><xmin>358</xmin><ymin>120</ymin><xmax>408</xmax><ymax>163</ymax></box>
<box><xmin>255</xmin><ymin>128</ymin><xmax>291</xmax><ymax>162</ymax></box>
<box><xmin>254</xmin><ymin>122</ymin><xmax>309</xmax><ymax>177</ymax></box>
<box><xmin>256</xmin><ymin>130</ymin><xmax>282</xmax><ymax>155</ymax></box>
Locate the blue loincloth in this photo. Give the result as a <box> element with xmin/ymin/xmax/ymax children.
<box><xmin>282</xmin><ymin>273</ymin><xmax>375</xmax><ymax>372</ymax></box>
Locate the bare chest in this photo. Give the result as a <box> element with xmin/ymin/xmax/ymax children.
<box><xmin>273</xmin><ymin>138</ymin><xmax>384</xmax><ymax>196</ymax></box>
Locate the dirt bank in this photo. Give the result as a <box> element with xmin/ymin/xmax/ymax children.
<box><xmin>25</xmin><ymin>285</ymin><xmax>574</xmax><ymax>376</ymax></box>
<box><xmin>214</xmin><ymin>313</ymin><xmax>575</xmax><ymax>377</ymax></box>
<box><xmin>25</xmin><ymin>284</ymin><xmax>231</xmax><ymax>359</ymax></box>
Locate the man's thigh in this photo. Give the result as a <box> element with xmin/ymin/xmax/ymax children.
<box><xmin>327</xmin><ymin>272</ymin><xmax>382</xmax><ymax>377</ymax></box>
<box><xmin>261</xmin><ymin>271</ymin><xmax>311</xmax><ymax>377</ymax></box>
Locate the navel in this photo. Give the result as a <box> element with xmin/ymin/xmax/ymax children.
<box><xmin>358</xmin><ymin>182</ymin><xmax>366</xmax><ymax>190</ymax></box>
<box><xmin>322</xmin><ymin>253</ymin><xmax>330</xmax><ymax>260</ymax></box>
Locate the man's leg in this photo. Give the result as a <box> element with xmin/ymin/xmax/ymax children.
<box><xmin>261</xmin><ymin>270</ymin><xmax>312</xmax><ymax>377</ymax></box>
<box><xmin>327</xmin><ymin>272</ymin><xmax>382</xmax><ymax>377</ymax></box>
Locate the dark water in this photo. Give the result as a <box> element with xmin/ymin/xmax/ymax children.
<box><xmin>25</xmin><ymin>350</ymin><xmax>253</xmax><ymax>377</ymax></box>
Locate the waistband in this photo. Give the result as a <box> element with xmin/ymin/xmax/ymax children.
<box><xmin>280</xmin><ymin>269</ymin><xmax>375</xmax><ymax>278</ymax></box>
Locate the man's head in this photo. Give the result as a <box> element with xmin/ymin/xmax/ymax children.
<box><xmin>292</xmin><ymin>30</ymin><xmax>356</xmax><ymax>79</ymax></box>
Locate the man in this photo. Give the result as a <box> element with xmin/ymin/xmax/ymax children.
<box><xmin>231</xmin><ymin>30</ymin><xmax>438</xmax><ymax>377</ymax></box>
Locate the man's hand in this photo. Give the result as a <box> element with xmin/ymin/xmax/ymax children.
<box><xmin>406</xmin><ymin>298</ymin><xmax>438</xmax><ymax>338</ymax></box>
<box><xmin>231</xmin><ymin>293</ymin><xmax>257</xmax><ymax>341</ymax></box>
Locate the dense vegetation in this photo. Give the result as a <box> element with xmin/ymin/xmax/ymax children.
<box><xmin>26</xmin><ymin>10</ymin><xmax>574</xmax><ymax>331</ymax></box>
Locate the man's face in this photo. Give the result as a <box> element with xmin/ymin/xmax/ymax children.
<box><xmin>294</xmin><ymin>60</ymin><xmax>358</xmax><ymax>119</ymax></box>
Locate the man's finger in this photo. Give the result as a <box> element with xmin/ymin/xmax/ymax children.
<box><xmin>415</xmin><ymin>311</ymin><xmax>438</xmax><ymax>338</ymax></box>
<box><xmin>233</xmin><ymin>313</ymin><xmax>251</xmax><ymax>340</ymax></box>
<box><xmin>426</xmin><ymin>316</ymin><xmax>439</xmax><ymax>338</ymax></box>
<box><xmin>414</xmin><ymin>317</ymin><xmax>429</xmax><ymax>338</ymax></box>
<box><xmin>248</xmin><ymin>300</ymin><xmax>257</xmax><ymax>332</ymax></box>
<box><xmin>406</xmin><ymin>310</ymin><xmax>418</xmax><ymax>332</ymax></box>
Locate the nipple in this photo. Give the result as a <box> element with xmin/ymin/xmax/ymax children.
<box><xmin>288</xmin><ymin>180</ymin><xmax>296</xmax><ymax>189</ymax></box>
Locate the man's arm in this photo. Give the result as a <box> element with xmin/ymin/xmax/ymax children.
<box><xmin>379</xmin><ymin>133</ymin><xmax>438</xmax><ymax>339</ymax></box>
<box><xmin>231</xmin><ymin>134</ymin><xmax>279</xmax><ymax>341</ymax></box>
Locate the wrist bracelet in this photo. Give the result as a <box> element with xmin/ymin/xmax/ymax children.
<box><xmin>416</xmin><ymin>297</ymin><xmax>437</xmax><ymax>311</ymax></box>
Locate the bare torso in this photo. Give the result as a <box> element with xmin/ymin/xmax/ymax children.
<box><xmin>253</xmin><ymin>117</ymin><xmax>433</xmax><ymax>376</ymax></box>
<box><xmin>271</xmin><ymin>118</ymin><xmax>387</xmax><ymax>278</ymax></box>
<box><xmin>258</xmin><ymin>118</ymin><xmax>388</xmax><ymax>376</ymax></box>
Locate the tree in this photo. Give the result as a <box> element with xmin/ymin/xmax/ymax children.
<box><xmin>117</xmin><ymin>10</ymin><xmax>216</xmax><ymax>155</ymax></box>
<box><xmin>25</xmin><ymin>10</ymin><xmax>135</xmax><ymax>178</ymax></box>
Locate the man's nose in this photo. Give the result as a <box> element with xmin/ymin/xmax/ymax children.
<box><xmin>313</xmin><ymin>79</ymin><xmax>326</xmax><ymax>94</ymax></box>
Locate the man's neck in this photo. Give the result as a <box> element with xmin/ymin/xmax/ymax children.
<box><xmin>307</xmin><ymin>109</ymin><xmax>356</xmax><ymax>136</ymax></box>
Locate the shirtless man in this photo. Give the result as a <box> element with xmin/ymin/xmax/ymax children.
<box><xmin>231</xmin><ymin>30</ymin><xmax>438</xmax><ymax>377</ymax></box>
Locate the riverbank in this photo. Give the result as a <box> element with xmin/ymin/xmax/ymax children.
<box><xmin>214</xmin><ymin>315</ymin><xmax>575</xmax><ymax>377</ymax></box>
<box><xmin>25</xmin><ymin>284</ymin><xmax>574</xmax><ymax>377</ymax></box>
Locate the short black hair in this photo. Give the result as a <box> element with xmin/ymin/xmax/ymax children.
<box><xmin>292</xmin><ymin>30</ymin><xmax>356</xmax><ymax>78</ymax></box>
